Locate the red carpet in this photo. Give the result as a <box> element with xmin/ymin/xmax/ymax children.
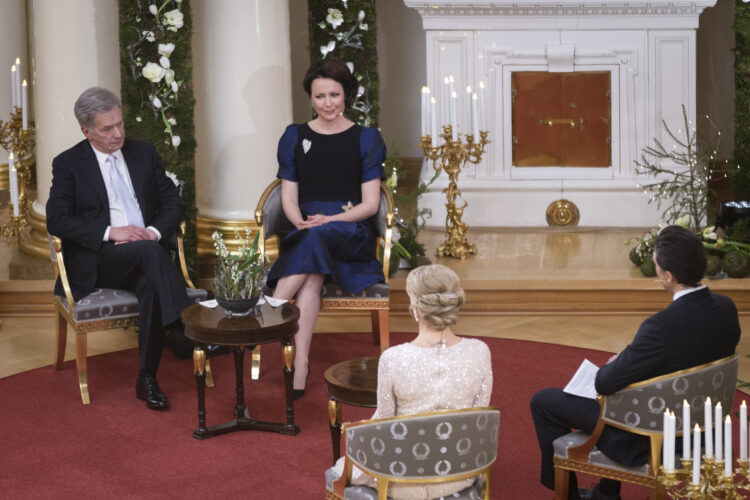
<box><xmin>0</xmin><ymin>333</ymin><xmax>744</xmax><ymax>499</ymax></box>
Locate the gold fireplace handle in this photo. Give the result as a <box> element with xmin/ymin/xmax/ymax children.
<box><xmin>539</xmin><ymin>118</ymin><xmax>584</xmax><ymax>129</ymax></box>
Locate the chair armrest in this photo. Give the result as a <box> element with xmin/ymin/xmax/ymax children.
<box><xmin>176</xmin><ymin>221</ymin><xmax>196</xmax><ymax>289</ymax></box>
<box><xmin>567</xmin><ymin>394</ymin><xmax>607</xmax><ymax>461</ymax></box>
<box><xmin>379</xmin><ymin>182</ymin><xmax>395</xmax><ymax>284</ymax></box>
<box><xmin>49</xmin><ymin>235</ymin><xmax>76</xmax><ymax>311</ymax></box>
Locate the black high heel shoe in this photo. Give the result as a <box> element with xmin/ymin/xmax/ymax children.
<box><xmin>292</xmin><ymin>366</ymin><xmax>311</xmax><ymax>401</ymax></box>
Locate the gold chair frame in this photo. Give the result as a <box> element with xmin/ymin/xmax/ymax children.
<box><xmin>553</xmin><ymin>355</ymin><xmax>739</xmax><ymax>500</ymax></box>
<box><xmin>50</xmin><ymin>221</ymin><xmax>212</xmax><ymax>404</ymax></box>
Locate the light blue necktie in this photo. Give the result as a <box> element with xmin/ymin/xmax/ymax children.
<box><xmin>106</xmin><ymin>154</ymin><xmax>144</xmax><ymax>227</ymax></box>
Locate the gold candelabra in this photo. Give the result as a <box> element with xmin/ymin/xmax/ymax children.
<box><xmin>420</xmin><ymin>126</ymin><xmax>489</xmax><ymax>259</ymax></box>
<box><xmin>657</xmin><ymin>458</ymin><xmax>750</xmax><ymax>499</ymax></box>
<box><xmin>0</xmin><ymin>106</ymin><xmax>35</xmax><ymax>238</ymax></box>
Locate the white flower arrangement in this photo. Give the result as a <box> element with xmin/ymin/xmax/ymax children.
<box><xmin>327</xmin><ymin>8</ymin><xmax>344</xmax><ymax>29</ymax></box>
<box><xmin>212</xmin><ymin>230</ymin><xmax>267</xmax><ymax>300</ymax></box>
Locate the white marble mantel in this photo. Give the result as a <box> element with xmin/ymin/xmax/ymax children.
<box><xmin>404</xmin><ymin>0</ymin><xmax>717</xmax><ymax>227</ymax></box>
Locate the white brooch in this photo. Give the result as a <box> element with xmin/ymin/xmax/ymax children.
<box><xmin>302</xmin><ymin>139</ymin><xmax>312</xmax><ymax>154</ymax></box>
<box><xmin>341</xmin><ymin>201</ymin><xmax>354</xmax><ymax>212</ymax></box>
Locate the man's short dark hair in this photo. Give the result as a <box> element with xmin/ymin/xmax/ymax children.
<box><xmin>302</xmin><ymin>58</ymin><xmax>358</xmax><ymax>107</ymax></box>
<box><xmin>654</xmin><ymin>225</ymin><xmax>706</xmax><ymax>287</ymax></box>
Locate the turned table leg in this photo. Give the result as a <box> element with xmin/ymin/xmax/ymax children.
<box><xmin>192</xmin><ymin>345</ymin><xmax>208</xmax><ymax>439</ymax></box>
<box><xmin>329</xmin><ymin>399</ymin><xmax>343</xmax><ymax>463</ymax></box>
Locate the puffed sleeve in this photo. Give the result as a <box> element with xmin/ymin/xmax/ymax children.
<box><xmin>276</xmin><ymin>124</ymin><xmax>298</xmax><ymax>181</ymax></box>
<box><xmin>360</xmin><ymin>127</ymin><xmax>386</xmax><ymax>183</ymax></box>
<box><xmin>371</xmin><ymin>348</ymin><xmax>396</xmax><ymax>419</ymax></box>
<box><xmin>473</xmin><ymin>341</ymin><xmax>493</xmax><ymax>407</ymax></box>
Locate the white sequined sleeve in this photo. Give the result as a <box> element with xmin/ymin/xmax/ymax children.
<box><xmin>473</xmin><ymin>341</ymin><xmax>493</xmax><ymax>407</ymax></box>
<box><xmin>371</xmin><ymin>349</ymin><xmax>396</xmax><ymax>419</ymax></box>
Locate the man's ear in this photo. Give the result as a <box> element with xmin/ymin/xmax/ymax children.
<box><xmin>663</xmin><ymin>270</ymin><xmax>676</xmax><ymax>284</ymax></box>
<box><xmin>81</xmin><ymin>125</ymin><xmax>91</xmax><ymax>141</ymax></box>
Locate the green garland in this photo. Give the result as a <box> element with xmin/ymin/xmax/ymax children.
<box><xmin>119</xmin><ymin>0</ymin><xmax>197</xmax><ymax>275</ymax></box>
<box><xmin>735</xmin><ymin>0</ymin><xmax>750</xmax><ymax>198</ymax></box>
<box><xmin>308</xmin><ymin>0</ymin><xmax>379</xmax><ymax>127</ymax></box>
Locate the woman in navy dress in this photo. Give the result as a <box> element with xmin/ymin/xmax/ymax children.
<box><xmin>268</xmin><ymin>58</ymin><xmax>386</xmax><ymax>399</ymax></box>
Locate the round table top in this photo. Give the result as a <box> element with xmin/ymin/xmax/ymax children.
<box><xmin>182</xmin><ymin>302</ymin><xmax>299</xmax><ymax>346</ymax></box>
<box><xmin>324</xmin><ymin>356</ymin><xmax>379</xmax><ymax>408</ymax></box>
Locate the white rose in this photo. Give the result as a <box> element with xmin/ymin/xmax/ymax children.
<box><xmin>674</xmin><ymin>214</ymin><xmax>690</xmax><ymax>228</ymax></box>
<box><xmin>175</xmin><ymin>0</ymin><xmax>182</xmax><ymax>3</ymax></box>
<box><xmin>171</xmin><ymin>81</ymin><xmax>179</xmax><ymax>93</ymax></box>
<box><xmin>320</xmin><ymin>41</ymin><xmax>336</xmax><ymax>57</ymax></box>
<box><xmin>357</xmin><ymin>86</ymin><xmax>365</xmax><ymax>97</ymax></box>
<box><xmin>171</xmin><ymin>135</ymin><xmax>181</xmax><ymax>148</ymax></box>
<box><xmin>358</xmin><ymin>10</ymin><xmax>365</xmax><ymax>22</ymax></box>
<box><xmin>326</xmin><ymin>8</ymin><xmax>344</xmax><ymax>29</ymax></box>
<box><xmin>152</xmin><ymin>96</ymin><xmax>162</xmax><ymax>108</ymax></box>
<box><xmin>159</xmin><ymin>56</ymin><xmax>171</xmax><ymax>69</ymax></box>
<box><xmin>141</xmin><ymin>62</ymin><xmax>166</xmax><ymax>83</ymax></box>
<box><xmin>167</xmin><ymin>117</ymin><xmax>177</xmax><ymax>126</ymax></box>
<box><xmin>163</xmin><ymin>9</ymin><xmax>184</xmax><ymax>30</ymax></box>
<box><xmin>346</xmin><ymin>62</ymin><xmax>354</xmax><ymax>74</ymax></box>
<box><xmin>135</xmin><ymin>116</ymin><xmax>142</xmax><ymax>123</ymax></box>
<box><xmin>144</xmin><ymin>31</ymin><xmax>155</xmax><ymax>42</ymax></box>
<box><xmin>359</xmin><ymin>23</ymin><xmax>368</xmax><ymax>31</ymax></box>
<box><xmin>164</xmin><ymin>69</ymin><xmax>175</xmax><ymax>85</ymax></box>
<box><xmin>149</xmin><ymin>4</ymin><xmax>158</xmax><ymax>15</ymax></box>
<box><xmin>158</xmin><ymin>43</ymin><xmax>175</xmax><ymax>57</ymax></box>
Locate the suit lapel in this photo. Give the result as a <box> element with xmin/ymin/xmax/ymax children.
<box><xmin>79</xmin><ymin>140</ymin><xmax>110</xmax><ymax>210</ymax></box>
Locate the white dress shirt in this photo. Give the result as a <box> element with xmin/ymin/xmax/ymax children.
<box><xmin>90</xmin><ymin>144</ymin><xmax>161</xmax><ymax>241</ymax></box>
<box><xmin>673</xmin><ymin>285</ymin><xmax>706</xmax><ymax>302</ymax></box>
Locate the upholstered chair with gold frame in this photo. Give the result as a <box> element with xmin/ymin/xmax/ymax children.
<box><xmin>251</xmin><ymin>179</ymin><xmax>394</xmax><ymax>379</ymax></box>
<box><xmin>325</xmin><ymin>407</ymin><xmax>500</xmax><ymax>500</ymax></box>
<box><xmin>49</xmin><ymin>221</ymin><xmax>212</xmax><ymax>405</ymax></box>
<box><xmin>553</xmin><ymin>355</ymin><xmax>739</xmax><ymax>500</ymax></box>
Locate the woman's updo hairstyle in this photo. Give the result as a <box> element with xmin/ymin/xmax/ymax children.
<box><xmin>406</xmin><ymin>264</ymin><xmax>465</xmax><ymax>331</ymax></box>
<box><xmin>302</xmin><ymin>57</ymin><xmax>358</xmax><ymax>107</ymax></box>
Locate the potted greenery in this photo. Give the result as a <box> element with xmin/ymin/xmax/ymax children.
<box><xmin>211</xmin><ymin>229</ymin><xmax>267</xmax><ymax>316</ymax></box>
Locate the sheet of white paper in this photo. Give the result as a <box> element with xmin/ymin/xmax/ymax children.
<box><xmin>257</xmin><ymin>296</ymin><xmax>287</xmax><ymax>307</ymax></box>
<box><xmin>199</xmin><ymin>299</ymin><xmax>218</xmax><ymax>308</ymax></box>
<box><xmin>563</xmin><ymin>359</ymin><xmax>600</xmax><ymax>400</ymax></box>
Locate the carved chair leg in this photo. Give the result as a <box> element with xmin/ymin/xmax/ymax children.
<box><xmin>53</xmin><ymin>311</ymin><xmax>68</xmax><ymax>370</ymax></box>
<box><xmin>75</xmin><ymin>332</ymin><xmax>90</xmax><ymax>405</ymax></box>
<box><xmin>553</xmin><ymin>466</ymin><xmax>570</xmax><ymax>500</ymax></box>
<box><xmin>204</xmin><ymin>358</ymin><xmax>214</xmax><ymax>387</ymax></box>
<box><xmin>251</xmin><ymin>345</ymin><xmax>261</xmax><ymax>380</ymax></box>
<box><xmin>370</xmin><ymin>309</ymin><xmax>380</xmax><ymax>346</ymax></box>
<box><xmin>482</xmin><ymin>469</ymin><xmax>492</xmax><ymax>500</ymax></box>
<box><xmin>372</xmin><ymin>309</ymin><xmax>389</xmax><ymax>351</ymax></box>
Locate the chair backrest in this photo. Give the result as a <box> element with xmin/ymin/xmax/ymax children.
<box><xmin>602</xmin><ymin>355</ymin><xmax>738</xmax><ymax>435</ymax></box>
<box><xmin>343</xmin><ymin>407</ymin><xmax>500</xmax><ymax>482</ymax></box>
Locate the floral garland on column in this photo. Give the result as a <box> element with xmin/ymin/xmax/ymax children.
<box><xmin>735</xmin><ymin>0</ymin><xmax>750</xmax><ymax>198</ymax></box>
<box><xmin>308</xmin><ymin>0</ymin><xmax>379</xmax><ymax>127</ymax></box>
<box><xmin>119</xmin><ymin>0</ymin><xmax>197</xmax><ymax>273</ymax></box>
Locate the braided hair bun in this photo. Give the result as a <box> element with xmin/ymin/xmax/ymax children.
<box><xmin>406</xmin><ymin>264</ymin><xmax>465</xmax><ymax>331</ymax></box>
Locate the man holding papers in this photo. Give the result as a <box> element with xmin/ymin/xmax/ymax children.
<box><xmin>530</xmin><ymin>226</ymin><xmax>741</xmax><ymax>500</ymax></box>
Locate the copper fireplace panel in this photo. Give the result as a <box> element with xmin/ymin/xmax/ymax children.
<box><xmin>512</xmin><ymin>71</ymin><xmax>611</xmax><ymax>167</ymax></box>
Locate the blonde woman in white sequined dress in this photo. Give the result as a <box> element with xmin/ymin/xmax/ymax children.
<box><xmin>333</xmin><ymin>264</ymin><xmax>493</xmax><ymax>500</ymax></box>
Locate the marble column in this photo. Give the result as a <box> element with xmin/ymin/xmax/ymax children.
<box><xmin>20</xmin><ymin>0</ymin><xmax>120</xmax><ymax>260</ymax></box>
<box><xmin>192</xmin><ymin>0</ymin><xmax>293</xmax><ymax>270</ymax></box>
<box><xmin>0</xmin><ymin>0</ymin><xmax>28</xmax><ymax>192</ymax></box>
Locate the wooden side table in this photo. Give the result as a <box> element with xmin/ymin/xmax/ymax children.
<box><xmin>324</xmin><ymin>356</ymin><xmax>378</xmax><ymax>463</ymax></box>
<box><xmin>182</xmin><ymin>302</ymin><xmax>300</xmax><ymax>439</ymax></box>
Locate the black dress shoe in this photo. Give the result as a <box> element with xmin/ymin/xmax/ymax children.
<box><xmin>136</xmin><ymin>375</ymin><xmax>169</xmax><ymax>410</ymax></box>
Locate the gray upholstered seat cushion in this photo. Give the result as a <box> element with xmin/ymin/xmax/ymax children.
<box><xmin>56</xmin><ymin>288</ymin><xmax>208</xmax><ymax>323</ymax></box>
<box><xmin>553</xmin><ymin>431</ymin><xmax>649</xmax><ymax>475</ymax></box>
<box><xmin>324</xmin><ymin>468</ymin><xmax>483</xmax><ymax>500</ymax></box>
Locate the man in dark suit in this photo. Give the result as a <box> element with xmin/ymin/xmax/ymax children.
<box><xmin>47</xmin><ymin>87</ymin><xmax>198</xmax><ymax>410</ymax></box>
<box><xmin>530</xmin><ymin>225</ymin><xmax>741</xmax><ymax>500</ymax></box>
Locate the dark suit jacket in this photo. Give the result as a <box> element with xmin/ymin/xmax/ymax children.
<box><xmin>592</xmin><ymin>287</ymin><xmax>740</xmax><ymax>466</ymax></box>
<box><xmin>46</xmin><ymin>138</ymin><xmax>184</xmax><ymax>301</ymax></box>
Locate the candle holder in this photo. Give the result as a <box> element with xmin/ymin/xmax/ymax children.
<box><xmin>657</xmin><ymin>457</ymin><xmax>750</xmax><ymax>499</ymax></box>
<box><xmin>0</xmin><ymin>106</ymin><xmax>36</xmax><ymax>238</ymax></box>
<box><xmin>420</xmin><ymin>126</ymin><xmax>489</xmax><ymax>259</ymax></box>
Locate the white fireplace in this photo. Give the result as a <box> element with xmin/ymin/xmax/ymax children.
<box><xmin>404</xmin><ymin>0</ymin><xmax>717</xmax><ymax>227</ymax></box>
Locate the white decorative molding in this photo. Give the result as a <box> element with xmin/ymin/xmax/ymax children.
<box><xmin>404</xmin><ymin>1</ymin><xmax>716</xmax><ymax>17</ymax></box>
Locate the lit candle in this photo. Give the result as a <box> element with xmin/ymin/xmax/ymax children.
<box><xmin>21</xmin><ymin>80</ymin><xmax>28</xmax><ymax>130</ymax></box>
<box><xmin>471</xmin><ymin>93</ymin><xmax>479</xmax><ymax>138</ymax></box>
<box><xmin>14</xmin><ymin>58</ymin><xmax>21</xmax><ymax>108</ymax></box>
<box><xmin>450</xmin><ymin>90</ymin><xmax>458</xmax><ymax>141</ymax></box>
<box><xmin>741</xmin><ymin>401</ymin><xmax>747</xmax><ymax>460</ymax></box>
<box><xmin>669</xmin><ymin>411</ymin><xmax>677</xmax><ymax>471</ymax></box>
<box><xmin>692</xmin><ymin>424</ymin><xmax>701</xmax><ymax>484</ymax></box>
<box><xmin>478</xmin><ymin>80</ymin><xmax>486</xmax><ymax>131</ymax></box>
<box><xmin>715</xmin><ymin>402</ymin><xmax>723</xmax><ymax>460</ymax></box>
<box><xmin>705</xmin><ymin>397</ymin><xmax>713</xmax><ymax>458</ymax></box>
<box><xmin>724</xmin><ymin>415</ymin><xmax>732</xmax><ymax>477</ymax></box>
<box><xmin>430</xmin><ymin>96</ymin><xmax>437</xmax><ymax>140</ymax></box>
<box><xmin>421</xmin><ymin>86</ymin><xmax>429</xmax><ymax>136</ymax></box>
<box><xmin>9</xmin><ymin>154</ymin><xmax>19</xmax><ymax>217</ymax></box>
<box><xmin>663</xmin><ymin>410</ymin><xmax>673</xmax><ymax>472</ymax></box>
<box><xmin>683</xmin><ymin>399</ymin><xmax>691</xmax><ymax>461</ymax></box>
<box><xmin>10</xmin><ymin>64</ymin><xmax>17</xmax><ymax>109</ymax></box>
<box><xmin>443</xmin><ymin>76</ymin><xmax>450</xmax><ymax>128</ymax></box>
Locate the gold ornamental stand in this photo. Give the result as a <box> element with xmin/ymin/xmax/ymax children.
<box><xmin>420</xmin><ymin>126</ymin><xmax>489</xmax><ymax>259</ymax></box>
<box><xmin>657</xmin><ymin>457</ymin><xmax>750</xmax><ymax>499</ymax></box>
<box><xmin>0</xmin><ymin>107</ymin><xmax>36</xmax><ymax>238</ymax></box>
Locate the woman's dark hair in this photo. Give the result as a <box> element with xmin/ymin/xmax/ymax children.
<box><xmin>654</xmin><ymin>225</ymin><xmax>706</xmax><ymax>287</ymax></box>
<box><xmin>302</xmin><ymin>58</ymin><xmax>358</xmax><ymax>107</ymax></box>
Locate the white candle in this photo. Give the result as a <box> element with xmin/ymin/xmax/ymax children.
<box><xmin>9</xmin><ymin>154</ymin><xmax>19</xmax><ymax>218</ymax></box>
<box><xmin>430</xmin><ymin>96</ymin><xmax>437</xmax><ymax>141</ymax></box>
<box><xmin>14</xmin><ymin>58</ymin><xmax>21</xmax><ymax>109</ymax></box>
<box><xmin>741</xmin><ymin>401</ymin><xmax>747</xmax><ymax>460</ymax></box>
<box><xmin>466</xmin><ymin>85</ymin><xmax>473</xmax><ymax>137</ymax></box>
<box><xmin>683</xmin><ymin>399</ymin><xmax>691</xmax><ymax>461</ymax></box>
<box><xmin>669</xmin><ymin>411</ymin><xmax>677</xmax><ymax>471</ymax></box>
<box><xmin>692</xmin><ymin>424</ymin><xmax>701</xmax><ymax>484</ymax></box>
<box><xmin>663</xmin><ymin>410</ymin><xmax>673</xmax><ymax>472</ymax></box>
<box><xmin>443</xmin><ymin>76</ymin><xmax>450</xmax><ymax>129</ymax></box>
<box><xmin>420</xmin><ymin>86</ymin><xmax>429</xmax><ymax>136</ymax></box>
<box><xmin>448</xmin><ymin>75</ymin><xmax>455</xmax><ymax>103</ymax></box>
<box><xmin>715</xmin><ymin>402</ymin><xmax>723</xmax><ymax>460</ymax></box>
<box><xmin>705</xmin><ymin>397</ymin><xmax>713</xmax><ymax>458</ymax></box>
<box><xmin>724</xmin><ymin>415</ymin><xmax>732</xmax><ymax>477</ymax></box>
<box><xmin>478</xmin><ymin>80</ymin><xmax>486</xmax><ymax>131</ymax></box>
<box><xmin>21</xmin><ymin>80</ymin><xmax>28</xmax><ymax>130</ymax></box>
<box><xmin>450</xmin><ymin>91</ymin><xmax>458</xmax><ymax>141</ymax></box>
<box><xmin>472</xmin><ymin>92</ymin><xmax>479</xmax><ymax>137</ymax></box>
<box><xmin>10</xmin><ymin>64</ymin><xmax>17</xmax><ymax>109</ymax></box>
